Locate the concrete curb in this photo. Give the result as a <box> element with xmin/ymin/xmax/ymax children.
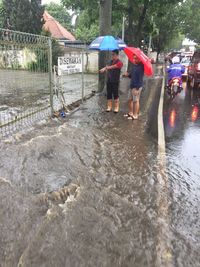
<box><xmin>158</xmin><ymin>70</ymin><xmax>166</xmax><ymax>154</ymax></box>
<box><xmin>156</xmin><ymin>66</ymin><xmax>173</xmax><ymax>267</ymax></box>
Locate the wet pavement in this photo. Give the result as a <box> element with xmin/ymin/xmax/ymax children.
<box><xmin>0</xmin><ymin>70</ymin><xmax>200</xmax><ymax>267</ymax></box>
<box><xmin>164</xmin><ymin>82</ymin><xmax>200</xmax><ymax>267</ymax></box>
<box><xmin>0</xmin><ymin>70</ymin><xmax>97</xmax><ymax>123</ymax></box>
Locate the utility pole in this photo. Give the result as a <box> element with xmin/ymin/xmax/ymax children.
<box><xmin>148</xmin><ymin>16</ymin><xmax>153</xmax><ymax>57</ymax></box>
<box><xmin>148</xmin><ymin>34</ymin><xmax>152</xmax><ymax>56</ymax></box>
<box><xmin>122</xmin><ymin>16</ymin><xmax>125</xmax><ymax>42</ymax></box>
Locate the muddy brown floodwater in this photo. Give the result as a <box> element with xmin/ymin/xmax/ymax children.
<box><xmin>0</xmin><ymin>68</ymin><xmax>200</xmax><ymax>267</ymax></box>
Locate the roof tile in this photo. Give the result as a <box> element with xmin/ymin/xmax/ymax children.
<box><xmin>43</xmin><ymin>11</ymin><xmax>76</xmax><ymax>41</ymax></box>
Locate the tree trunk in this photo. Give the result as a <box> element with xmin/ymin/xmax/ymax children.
<box><xmin>156</xmin><ymin>51</ymin><xmax>160</xmax><ymax>62</ymax></box>
<box><xmin>135</xmin><ymin>0</ymin><xmax>149</xmax><ymax>46</ymax></box>
<box><xmin>98</xmin><ymin>0</ymin><xmax>112</xmax><ymax>92</ymax></box>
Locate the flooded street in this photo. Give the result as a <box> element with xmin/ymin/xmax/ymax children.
<box><xmin>0</xmin><ymin>71</ymin><xmax>200</xmax><ymax>266</ymax></box>
<box><xmin>0</xmin><ymin>70</ymin><xmax>97</xmax><ymax>124</ymax></box>
<box><xmin>164</xmin><ymin>83</ymin><xmax>200</xmax><ymax>266</ymax></box>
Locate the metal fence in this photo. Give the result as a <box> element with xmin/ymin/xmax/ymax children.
<box><xmin>53</xmin><ymin>51</ymin><xmax>98</xmax><ymax>112</ymax></box>
<box><xmin>0</xmin><ymin>28</ymin><xmax>52</xmax><ymax>138</ymax></box>
<box><xmin>0</xmin><ymin>29</ymin><xmax>98</xmax><ymax>138</ymax></box>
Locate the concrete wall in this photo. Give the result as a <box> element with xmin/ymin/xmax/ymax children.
<box><xmin>84</xmin><ymin>52</ymin><xmax>99</xmax><ymax>73</ymax></box>
<box><xmin>119</xmin><ymin>50</ymin><xmax>128</xmax><ymax>74</ymax></box>
<box><xmin>0</xmin><ymin>48</ymin><xmax>36</xmax><ymax>69</ymax></box>
<box><xmin>63</xmin><ymin>50</ymin><xmax>98</xmax><ymax>74</ymax></box>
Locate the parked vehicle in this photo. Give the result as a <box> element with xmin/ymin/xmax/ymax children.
<box><xmin>182</xmin><ymin>51</ymin><xmax>193</xmax><ymax>59</ymax></box>
<box><xmin>188</xmin><ymin>50</ymin><xmax>200</xmax><ymax>89</ymax></box>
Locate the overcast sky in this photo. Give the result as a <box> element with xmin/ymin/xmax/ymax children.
<box><xmin>42</xmin><ymin>0</ymin><xmax>61</xmax><ymax>5</ymax></box>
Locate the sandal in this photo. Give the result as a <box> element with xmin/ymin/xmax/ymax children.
<box><xmin>127</xmin><ymin>115</ymin><xmax>134</xmax><ymax>120</ymax></box>
<box><xmin>127</xmin><ymin>115</ymin><xmax>138</xmax><ymax>120</ymax></box>
<box><xmin>123</xmin><ymin>113</ymin><xmax>133</xmax><ymax>118</ymax></box>
<box><xmin>132</xmin><ymin>115</ymin><xmax>138</xmax><ymax>120</ymax></box>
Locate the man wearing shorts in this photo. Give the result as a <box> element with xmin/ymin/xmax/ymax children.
<box><xmin>124</xmin><ymin>55</ymin><xmax>144</xmax><ymax>120</ymax></box>
<box><xmin>100</xmin><ymin>50</ymin><xmax>123</xmax><ymax>113</ymax></box>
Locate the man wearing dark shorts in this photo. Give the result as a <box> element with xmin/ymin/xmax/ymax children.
<box><xmin>100</xmin><ymin>50</ymin><xmax>123</xmax><ymax>113</ymax></box>
<box><xmin>124</xmin><ymin>55</ymin><xmax>144</xmax><ymax>120</ymax></box>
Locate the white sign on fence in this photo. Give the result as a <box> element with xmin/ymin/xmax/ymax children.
<box><xmin>58</xmin><ymin>54</ymin><xmax>82</xmax><ymax>75</ymax></box>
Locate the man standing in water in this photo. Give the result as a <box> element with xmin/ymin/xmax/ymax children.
<box><xmin>100</xmin><ymin>50</ymin><xmax>123</xmax><ymax>113</ymax></box>
<box><xmin>124</xmin><ymin>55</ymin><xmax>144</xmax><ymax>120</ymax></box>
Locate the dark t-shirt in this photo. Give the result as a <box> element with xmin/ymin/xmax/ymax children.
<box><xmin>130</xmin><ymin>63</ymin><xmax>144</xmax><ymax>89</ymax></box>
<box><xmin>107</xmin><ymin>59</ymin><xmax>123</xmax><ymax>83</ymax></box>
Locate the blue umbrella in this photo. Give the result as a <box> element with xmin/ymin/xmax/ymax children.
<box><xmin>89</xmin><ymin>35</ymin><xmax>127</xmax><ymax>51</ymax></box>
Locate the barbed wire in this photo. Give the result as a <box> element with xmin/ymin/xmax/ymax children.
<box><xmin>0</xmin><ymin>28</ymin><xmax>50</xmax><ymax>46</ymax></box>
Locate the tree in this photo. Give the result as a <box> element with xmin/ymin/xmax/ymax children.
<box><xmin>74</xmin><ymin>8</ymin><xmax>98</xmax><ymax>42</ymax></box>
<box><xmin>180</xmin><ymin>0</ymin><xmax>200</xmax><ymax>44</ymax></box>
<box><xmin>45</xmin><ymin>2</ymin><xmax>72</xmax><ymax>31</ymax></box>
<box><xmin>62</xmin><ymin>0</ymin><xmax>113</xmax><ymax>91</ymax></box>
<box><xmin>1</xmin><ymin>0</ymin><xmax>44</xmax><ymax>34</ymax></box>
<box><xmin>61</xmin><ymin>0</ymin><xmax>188</xmax><ymax>54</ymax></box>
<box><xmin>75</xmin><ymin>23</ymin><xmax>98</xmax><ymax>42</ymax></box>
<box><xmin>12</xmin><ymin>0</ymin><xmax>32</xmax><ymax>32</ymax></box>
<box><xmin>151</xmin><ymin>2</ymin><xmax>183</xmax><ymax>58</ymax></box>
<box><xmin>0</xmin><ymin>1</ymin><xmax>4</xmax><ymax>28</ymax></box>
<box><xmin>28</xmin><ymin>30</ymin><xmax>64</xmax><ymax>71</ymax></box>
<box><xmin>61</xmin><ymin>0</ymin><xmax>99</xmax><ymax>42</ymax></box>
<box><xmin>41</xmin><ymin>29</ymin><xmax>64</xmax><ymax>67</ymax></box>
<box><xmin>30</xmin><ymin>0</ymin><xmax>44</xmax><ymax>34</ymax></box>
<box><xmin>2</xmin><ymin>0</ymin><xmax>13</xmax><ymax>28</ymax></box>
<box><xmin>99</xmin><ymin>0</ymin><xmax>112</xmax><ymax>91</ymax></box>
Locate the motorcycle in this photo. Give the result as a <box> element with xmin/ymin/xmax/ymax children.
<box><xmin>167</xmin><ymin>77</ymin><xmax>183</xmax><ymax>99</ymax></box>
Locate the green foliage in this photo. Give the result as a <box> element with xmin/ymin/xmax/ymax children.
<box><xmin>75</xmin><ymin>23</ymin><xmax>98</xmax><ymax>42</ymax></box>
<box><xmin>165</xmin><ymin>33</ymin><xmax>185</xmax><ymax>51</ymax></box>
<box><xmin>27</xmin><ymin>47</ymin><xmax>48</xmax><ymax>72</ymax></box>
<box><xmin>11</xmin><ymin>62</ymin><xmax>21</xmax><ymax>70</ymax></box>
<box><xmin>0</xmin><ymin>1</ymin><xmax>3</xmax><ymax>28</ymax></box>
<box><xmin>30</xmin><ymin>0</ymin><xmax>45</xmax><ymax>34</ymax></box>
<box><xmin>45</xmin><ymin>2</ymin><xmax>72</xmax><ymax>31</ymax></box>
<box><xmin>27</xmin><ymin>61</ymin><xmax>40</xmax><ymax>72</ymax></box>
<box><xmin>180</xmin><ymin>0</ymin><xmax>200</xmax><ymax>44</ymax></box>
<box><xmin>61</xmin><ymin>0</ymin><xmax>96</xmax><ymax>12</ymax></box>
<box><xmin>74</xmin><ymin>10</ymin><xmax>98</xmax><ymax>42</ymax></box>
<box><xmin>41</xmin><ymin>30</ymin><xmax>64</xmax><ymax>67</ymax></box>
<box><xmin>1</xmin><ymin>0</ymin><xmax>44</xmax><ymax>34</ymax></box>
<box><xmin>62</xmin><ymin>0</ymin><xmax>101</xmax><ymax>42</ymax></box>
<box><xmin>61</xmin><ymin>0</ymin><xmax>198</xmax><ymax>51</ymax></box>
<box><xmin>27</xmin><ymin>35</ymin><xmax>63</xmax><ymax>72</ymax></box>
<box><xmin>12</xmin><ymin>0</ymin><xmax>33</xmax><ymax>32</ymax></box>
<box><xmin>151</xmin><ymin>2</ymin><xmax>183</xmax><ymax>53</ymax></box>
<box><xmin>52</xmin><ymin>38</ymin><xmax>64</xmax><ymax>67</ymax></box>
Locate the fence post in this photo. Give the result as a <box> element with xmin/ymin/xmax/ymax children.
<box><xmin>48</xmin><ymin>38</ymin><xmax>53</xmax><ymax>115</ymax></box>
<box><xmin>81</xmin><ymin>51</ymin><xmax>85</xmax><ymax>102</ymax></box>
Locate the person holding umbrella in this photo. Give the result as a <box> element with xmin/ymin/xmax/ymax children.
<box><xmin>89</xmin><ymin>35</ymin><xmax>126</xmax><ymax>113</ymax></box>
<box><xmin>124</xmin><ymin>55</ymin><xmax>144</xmax><ymax>120</ymax></box>
<box><xmin>99</xmin><ymin>49</ymin><xmax>123</xmax><ymax>113</ymax></box>
<box><xmin>123</xmin><ymin>47</ymin><xmax>153</xmax><ymax>120</ymax></box>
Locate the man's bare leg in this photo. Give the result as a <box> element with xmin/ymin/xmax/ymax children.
<box><xmin>128</xmin><ymin>99</ymin><xmax>133</xmax><ymax>116</ymax></box>
<box><xmin>133</xmin><ymin>100</ymin><xmax>139</xmax><ymax>119</ymax></box>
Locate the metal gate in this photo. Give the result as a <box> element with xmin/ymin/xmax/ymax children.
<box><xmin>53</xmin><ymin>51</ymin><xmax>98</xmax><ymax>112</ymax></box>
<box><xmin>0</xmin><ymin>28</ymin><xmax>52</xmax><ymax>138</ymax></box>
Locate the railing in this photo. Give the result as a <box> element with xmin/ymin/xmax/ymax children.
<box><xmin>0</xmin><ymin>29</ymin><xmax>98</xmax><ymax>139</ymax></box>
<box><xmin>53</xmin><ymin>51</ymin><xmax>98</xmax><ymax>112</ymax></box>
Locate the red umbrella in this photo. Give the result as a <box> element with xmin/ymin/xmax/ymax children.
<box><xmin>124</xmin><ymin>47</ymin><xmax>153</xmax><ymax>76</ymax></box>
